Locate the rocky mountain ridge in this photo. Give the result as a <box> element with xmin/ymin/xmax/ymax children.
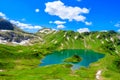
<box><xmin>0</xmin><ymin>19</ymin><xmax>37</xmax><ymax>45</ymax></box>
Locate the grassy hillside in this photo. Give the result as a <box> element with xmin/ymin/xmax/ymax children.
<box><xmin>41</xmin><ymin>30</ymin><xmax>120</xmax><ymax>53</ymax></box>
<box><xmin>0</xmin><ymin>30</ymin><xmax>120</xmax><ymax>80</ymax></box>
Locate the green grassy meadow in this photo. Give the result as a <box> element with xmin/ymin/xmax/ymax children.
<box><xmin>0</xmin><ymin>31</ymin><xmax>120</xmax><ymax>80</ymax></box>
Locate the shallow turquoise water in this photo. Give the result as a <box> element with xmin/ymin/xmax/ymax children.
<box><xmin>40</xmin><ymin>49</ymin><xmax>104</xmax><ymax>69</ymax></box>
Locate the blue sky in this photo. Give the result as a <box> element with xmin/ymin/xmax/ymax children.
<box><xmin>0</xmin><ymin>0</ymin><xmax>120</xmax><ymax>33</ymax></box>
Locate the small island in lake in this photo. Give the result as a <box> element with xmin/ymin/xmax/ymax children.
<box><xmin>64</xmin><ymin>55</ymin><xmax>82</xmax><ymax>63</ymax></box>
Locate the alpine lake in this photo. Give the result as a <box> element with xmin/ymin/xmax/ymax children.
<box><xmin>40</xmin><ymin>49</ymin><xmax>105</xmax><ymax>70</ymax></box>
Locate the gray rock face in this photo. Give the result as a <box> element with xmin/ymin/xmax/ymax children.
<box><xmin>0</xmin><ymin>31</ymin><xmax>32</xmax><ymax>42</ymax></box>
<box><xmin>0</xmin><ymin>30</ymin><xmax>34</xmax><ymax>45</ymax></box>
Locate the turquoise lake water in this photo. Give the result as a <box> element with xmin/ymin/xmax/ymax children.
<box><xmin>40</xmin><ymin>49</ymin><xmax>104</xmax><ymax>69</ymax></box>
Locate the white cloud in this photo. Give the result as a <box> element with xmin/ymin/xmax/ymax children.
<box><xmin>10</xmin><ymin>20</ymin><xmax>42</xmax><ymax>30</ymax></box>
<box><xmin>0</xmin><ymin>12</ymin><xmax>42</xmax><ymax>32</ymax></box>
<box><xmin>33</xmin><ymin>26</ymin><xmax>42</xmax><ymax>29</ymax></box>
<box><xmin>45</xmin><ymin>1</ymin><xmax>89</xmax><ymax>22</ymax></box>
<box><xmin>118</xmin><ymin>29</ymin><xmax>120</xmax><ymax>32</ymax></box>
<box><xmin>54</xmin><ymin>20</ymin><xmax>66</xmax><ymax>25</ymax></box>
<box><xmin>49</xmin><ymin>21</ymin><xmax>53</xmax><ymax>24</ymax></box>
<box><xmin>49</xmin><ymin>20</ymin><xmax>66</xmax><ymax>29</ymax></box>
<box><xmin>0</xmin><ymin>12</ymin><xmax>7</xmax><ymax>19</ymax></box>
<box><xmin>115</xmin><ymin>22</ymin><xmax>120</xmax><ymax>27</ymax></box>
<box><xmin>49</xmin><ymin>20</ymin><xmax>66</xmax><ymax>25</ymax></box>
<box><xmin>77</xmin><ymin>28</ymin><xmax>90</xmax><ymax>33</ymax></box>
<box><xmin>57</xmin><ymin>25</ymin><xmax>65</xmax><ymax>29</ymax></box>
<box><xmin>85</xmin><ymin>21</ymin><xmax>92</xmax><ymax>26</ymax></box>
<box><xmin>35</xmin><ymin>9</ymin><xmax>40</xmax><ymax>13</ymax></box>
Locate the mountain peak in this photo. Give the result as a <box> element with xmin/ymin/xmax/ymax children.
<box><xmin>38</xmin><ymin>28</ymin><xmax>56</xmax><ymax>34</ymax></box>
<box><xmin>0</xmin><ymin>18</ymin><xmax>14</xmax><ymax>30</ymax></box>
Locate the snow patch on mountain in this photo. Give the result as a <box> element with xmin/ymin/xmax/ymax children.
<box><xmin>12</xmin><ymin>39</ymin><xmax>30</xmax><ymax>45</ymax></box>
<box><xmin>0</xmin><ymin>39</ymin><xmax>7</xmax><ymax>44</ymax></box>
<box><xmin>96</xmin><ymin>34</ymin><xmax>100</xmax><ymax>38</ymax></box>
<box><xmin>110</xmin><ymin>37</ymin><xmax>114</xmax><ymax>42</ymax></box>
<box><xmin>67</xmin><ymin>36</ymin><xmax>69</xmax><ymax>41</ymax></box>
<box><xmin>39</xmin><ymin>28</ymin><xmax>55</xmax><ymax>34</ymax></box>
<box><xmin>0</xmin><ymin>30</ymin><xmax>11</xmax><ymax>32</ymax></box>
<box><xmin>105</xmin><ymin>38</ymin><xmax>109</xmax><ymax>42</ymax></box>
<box><xmin>101</xmin><ymin>40</ymin><xmax>104</xmax><ymax>44</ymax></box>
<box><xmin>74</xmin><ymin>36</ymin><xmax>78</xmax><ymax>40</ymax></box>
<box><xmin>64</xmin><ymin>32</ymin><xmax>67</xmax><ymax>37</ymax></box>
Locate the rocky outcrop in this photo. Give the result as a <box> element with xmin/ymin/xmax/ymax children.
<box><xmin>0</xmin><ymin>30</ymin><xmax>34</xmax><ymax>45</ymax></box>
